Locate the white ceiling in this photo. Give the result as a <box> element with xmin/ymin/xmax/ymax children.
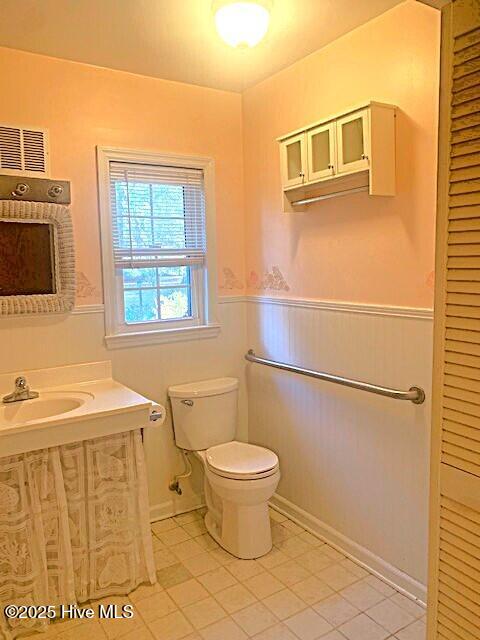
<box><xmin>0</xmin><ymin>0</ymin><xmax>416</xmax><ymax>92</ymax></box>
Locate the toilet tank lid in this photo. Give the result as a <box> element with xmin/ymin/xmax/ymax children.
<box><xmin>168</xmin><ymin>377</ymin><xmax>238</xmax><ymax>398</ymax></box>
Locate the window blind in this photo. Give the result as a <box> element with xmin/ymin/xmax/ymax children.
<box><xmin>109</xmin><ymin>161</ymin><xmax>206</xmax><ymax>269</ymax></box>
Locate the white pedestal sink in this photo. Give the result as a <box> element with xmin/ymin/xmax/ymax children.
<box><xmin>0</xmin><ymin>361</ymin><xmax>165</xmax><ymax>456</ymax></box>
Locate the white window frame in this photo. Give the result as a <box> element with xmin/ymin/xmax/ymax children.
<box><xmin>97</xmin><ymin>146</ymin><xmax>219</xmax><ymax>348</ymax></box>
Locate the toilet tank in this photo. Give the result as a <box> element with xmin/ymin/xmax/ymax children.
<box><xmin>168</xmin><ymin>377</ymin><xmax>238</xmax><ymax>450</ymax></box>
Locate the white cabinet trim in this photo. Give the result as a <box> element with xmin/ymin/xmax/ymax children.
<box><xmin>276</xmin><ymin>100</ymin><xmax>395</xmax><ymax>142</ymax></box>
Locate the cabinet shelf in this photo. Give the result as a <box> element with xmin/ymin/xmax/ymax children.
<box><xmin>278</xmin><ymin>101</ymin><xmax>396</xmax><ymax>212</ymax></box>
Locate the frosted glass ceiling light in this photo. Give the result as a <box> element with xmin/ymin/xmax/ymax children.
<box><xmin>214</xmin><ymin>1</ymin><xmax>271</xmax><ymax>48</ymax></box>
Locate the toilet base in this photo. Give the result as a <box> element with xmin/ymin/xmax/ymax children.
<box><xmin>205</xmin><ymin>502</ymin><xmax>273</xmax><ymax>559</ymax></box>
<box><xmin>204</xmin><ymin>511</ymin><xmax>223</xmax><ymax>548</ymax></box>
<box><xmin>203</xmin><ymin>468</ymin><xmax>280</xmax><ymax>560</ymax></box>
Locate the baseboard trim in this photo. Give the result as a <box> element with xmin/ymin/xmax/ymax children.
<box><xmin>150</xmin><ymin>494</ymin><xmax>206</xmax><ymax>523</ymax></box>
<box><xmin>149</xmin><ymin>491</ymin><xmax>427</xmax><ymax>605</ymax></box>
<box><xmin>270</xmin><ymin>493</ymin><xmax>427</xmax><ymax>606</ymax></box>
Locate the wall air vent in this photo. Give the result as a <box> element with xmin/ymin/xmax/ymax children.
<box><xmin>0</xmin><ymin>126</ymin><xmax>49</xmax><ymax>177</ymax></box>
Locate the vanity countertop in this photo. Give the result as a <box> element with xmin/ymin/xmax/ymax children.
<box><xmin>0</xmin><ymin>361</ymin><xmax>164</xmax><ymax>457</ymax></box>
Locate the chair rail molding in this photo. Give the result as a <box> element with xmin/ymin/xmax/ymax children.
<box><xmin>68</xmin><ymin>296</ymin><xmax>434</xmax><ymax>320</ymax></box>
<box><xmin>245</xmin><ymin>295</ymin><xmax>434</xmax><ymax>320</ymax></box>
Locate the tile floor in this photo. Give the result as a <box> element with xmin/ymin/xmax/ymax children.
<box><xmin>43</xmin><ymin>508</ymin><xmax>426</xmax><ymax>640</ymax></box>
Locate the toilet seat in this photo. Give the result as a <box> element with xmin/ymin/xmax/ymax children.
<box><xmin>205</xmin><ymin>441</ymin><xmax>279</xmax><ymax>480</ymax></box>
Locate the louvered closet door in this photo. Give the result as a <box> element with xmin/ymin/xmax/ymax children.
<box><xmin>428</xmin><ymin>1</ymin><xmax>480</xmax><ymax>639</ymax></box>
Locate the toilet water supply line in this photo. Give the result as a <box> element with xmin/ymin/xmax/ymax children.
<box><xmin>169</xmin><ymin>449</ymin><xmax>192</xmax><ymax>495</ymax></box>
<box><xmin>169</xmin><ymin>449</ymin><xmax>221</xmax><ymax>523</ymax></box>
<box><xmin>169</xmin><ymin>396</ymin><xmax>194</xmax><ymax>494</ymax></box>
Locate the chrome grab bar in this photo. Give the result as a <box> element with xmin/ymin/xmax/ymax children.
<box><xmin>245</xmin><ymin>350</ymin><xmax>425</xmax><ymax>405</ymax></box>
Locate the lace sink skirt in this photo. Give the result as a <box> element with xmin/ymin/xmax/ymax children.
<box><xmin>0</xmin><ymin>429</ymin><xmax>156</xmax><ymax>639</ymax></box>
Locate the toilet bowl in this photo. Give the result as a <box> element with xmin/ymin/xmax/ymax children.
<box><xmin>168</xmin><ymin>378</ymin><xmax>280</xmax><ymax>559</ymax></box>
<box><xmin>197</xmin><ymin>442</ymin><xmax>280</xmax><ymax>558</ymax></box>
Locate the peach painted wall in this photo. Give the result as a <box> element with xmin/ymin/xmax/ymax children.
<box><xmin>0</xmin><ymin>0</ymin><xmax>439</xmax><ymax>309</ymax></box>
<box><xmin>0</xmin><ymin>47</ymin><xmax>245</xmax><ymax>305</ymax></box>
<box><xmin>242</xmin><ymin>0</ymin><xmax>440</xmax><ymax>308</ymax></box>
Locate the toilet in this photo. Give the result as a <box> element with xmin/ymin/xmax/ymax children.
<box><xmin>168</xmin><ymin>377</ymin><xmax>280</xmax><ymax>559</ymax></box>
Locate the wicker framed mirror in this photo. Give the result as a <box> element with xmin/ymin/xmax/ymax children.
<box><xmin>0</xmin><ymin>200</ymin><xmax>75</xmax><ymax>315</ymax></box>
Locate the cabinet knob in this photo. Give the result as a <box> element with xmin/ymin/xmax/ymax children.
<box><xmin>328</xmin><ymin>164</ymin><xmax>334</xmax><ymax>170</ymax></box>
<box><xmin>299</xmin><ymin>172</ymin><xmax>305</xmax><ymax>178</ymax></box>
<box><xmin>361</xmin><ymin>154</ymin><xmax>369</xmax><ymax>160</ymax></box>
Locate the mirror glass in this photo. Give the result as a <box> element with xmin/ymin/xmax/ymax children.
<box><xmin>0</xmin><ymin>221</ymin><xmax>56</xmax><ymax>296</ymax></box>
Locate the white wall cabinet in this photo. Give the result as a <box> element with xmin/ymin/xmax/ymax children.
<box><xmin>278</xmin><ymin>102</ymin><xmax>396</xmax><ymax>210</ymax></box>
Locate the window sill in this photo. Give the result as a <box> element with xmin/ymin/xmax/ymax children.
<box><xmin>105</xmin><ymin>323</ymin><xmax>221</xmax><ymax>349</ymax></box>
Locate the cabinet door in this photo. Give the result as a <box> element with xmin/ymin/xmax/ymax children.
<box><xmin>336</xmin><ymin>109</ymin><xmax>370</xmax><ymax>174</ymax></box>
<box><xmin>427</xmin><ymin>3</ymin><xmax>480</xmax><ymax>639</ymax></box>
<box><xmin>280</xmin><ymin>133</ymin><xmax>307</xmax><ymax>189</ymax></box>
<box><xmin>307</xmin><ymin>123</ymin><xmax>336</xmax><ymax>182</ymax></box>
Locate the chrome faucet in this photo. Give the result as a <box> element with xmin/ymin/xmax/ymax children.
<box><xmin>2</xmin><ymin>376</ymin><xmax>39</xmax><ymax>403</ymax></box>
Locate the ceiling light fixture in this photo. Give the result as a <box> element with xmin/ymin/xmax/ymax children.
<box><xmin>213</xmin><ymin>0</ymin><xmax>271</xmax><ymax>48</ymax></box>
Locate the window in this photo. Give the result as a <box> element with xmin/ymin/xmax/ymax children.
<box><xmin>97</xmin><ymin>148</ymin><xmax>219</xmax><ymax>347</ymax></box>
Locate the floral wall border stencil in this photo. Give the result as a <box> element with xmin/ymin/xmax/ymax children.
<box><xmin>248</xmin><ymin>266</ymin><xmax>290</xmax><ymax>292</ymax></box>
<box><xmin>76</xmin><ymin>271</ymin><xmax>98</xmax><ymax>298</ymax></box>
<box><xmin>219</xmin><ymin>267</ymin><xmax>244</xmax><ymax>291</ymax></box>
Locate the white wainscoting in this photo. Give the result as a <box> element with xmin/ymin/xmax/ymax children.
<box><xmin>1</xmin><ymin>294</ymin><xmax>434</xmax><ymax>599</ymax></box>
<box><xmin>246</xmin><ymin>296</ymin><xmax>433</xmax><ymax>601</ymax></box>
